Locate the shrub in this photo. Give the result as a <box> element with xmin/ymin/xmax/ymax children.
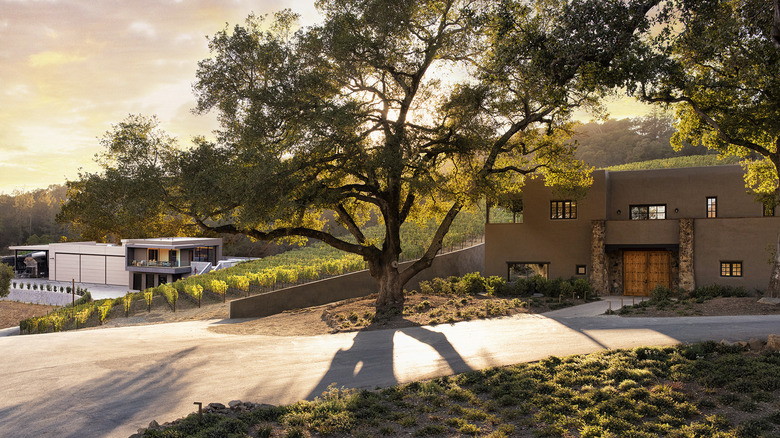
<box><xmin>691</xmin><ymin>284</ymin><xmax>748</xmax><ymax>300</ymax></box>
<box><xmin>46</xmin><ymin>284</ymin><xmax>51</xmax><ymax>291</ymax></box>
<box><xmin>210</xmin><ymin>280</ymin><xmax>229</xmax><ymax>302</ymax></box>
<box><xmin>144</xmin><ymin>289</ymin><xmax>154</xmax><ymax>312</ymax></box>
<box><xmin>122</xmin><ymin>293</ymin><xmax>133</xmax><ymax>317</ymax></box>
<box><xmin>649</xmin><ymin>285</ymin><xmax>674</xmax><ymax>303</ymax></box>
<box><xmin>26</xmin><ymin>283</ymin><xmax>31</xmax><ymax>290</ymax></box>
<box><xmin>185</xmin><ymin>284</ymin><xmax>204</xmax><ymax>307</ymax></box>
<box><xmin>159</xmin><ymin>284</ymin><xmax>178</xmax><ymax>312</ymax></box>
<box><xmin>98</xmin><ymin>301</ymin><xmax>112</xmax><ymax>324</ymax></box>
<box><xmin>458</xmin><ymin>272</ymin><xmax>487</xmax><ymax>295</ymax></box>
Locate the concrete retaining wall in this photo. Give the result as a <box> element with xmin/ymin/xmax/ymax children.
<box><xmin>229</xmin><ymin>243</ymin><xmax>485</xmax><ymax>319</ymax></box>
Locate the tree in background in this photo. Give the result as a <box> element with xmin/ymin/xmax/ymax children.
<box><xmin>640</xmin><ymin>0</ymin><xmax>780</xmax><ymax>296</ymax></box>
<box><xmin>63</xmin><ymin>0</ymin><xmax>661</xmax><ymax>309</ymax></box>
<box><xmin>573</xmin><ymin>113</ymin><xmax>711</xmax><ymax>168</ymax></box>
<box><xmin>0</xmin><ymin>264</ymin><xmax>13</xmax><ymax>298</ymax></box>
<box><xmin>57</xmin><ymin>115</ymin><xmax>197</xmax><ymax>243</ymax></box>
<box><xmin>0</xmin><ymin>185</ymin><xmax>77</xmax><ymax>252</ymax></box>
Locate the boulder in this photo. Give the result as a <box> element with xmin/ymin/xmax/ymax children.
<box><xmin>767</xmin><ymin>334</ymin><xmax>780</xmax><ymax>351</ymax></box>
<box><xmin>720</xmin><ymin>339</ymin><xmax>733</xmax><ymax>347</ymax></box>
<box><xmin>228</xmin><ymin>400</ymin><xmax>242</xmax><ymax>409</ymax></box>
<box><xmin>748</xmin><ymin>338</ymin><xmax>764</xmax><ymax>351</ymax></box>
<box><xmin>758</xmin><ymin>297</ymin><xmax>780</xmax><ymax>306</ymax></box>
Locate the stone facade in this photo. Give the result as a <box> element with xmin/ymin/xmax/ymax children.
<box><xmin>678</xmin><ymin>218</ymin><xmax>695</xmax><ymax>293</ymax></box>
<box><xmin>590</xmin><ymin>220</ymin><xmax>608</xmax><ymax>295</ymax></box>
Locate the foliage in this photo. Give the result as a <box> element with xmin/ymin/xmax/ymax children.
<box><xmin>144</xmin><ymin>343</ymin><xmax>780</xmax><ymax>437</ymax></box>
<box><xmin>159</xmin><ymin>283</ymin><xmax>178</xmax><ymax>312</ymax></box>
<box><xmin>493</xmin><ymin>276</ymin><xmax>594</xmax><ymax>299</ymax></box>
<box><xmin>607</xmin><ymin>154</ymin><xmax>741</xmax><ymax>171</ymax></box>
<box><xmin>144</xmin><ymin>289</ymin><xmax>154</xmax><ymax>312</ymax></box>
<box><xmin>97</xmin><ymin>301</ymin><xmax>112</xmax><ymax>324</ymax></box>
<box><xmin>0</xmin><ymin>263</ymin><xmax>13</xmax><ymax>298</ymax></box>
<box><xmin>62</xmin><ymin>0</ymin><xmax>662</xmax><ymax>308</ymax></box>
<box><xmin>184</xmin><ymin>284</ymin><xmax>203</xmax><ymax>307</ymax></box>
<box><xmin>123</xmin><ymin>293</ymin><xmax>133</xmax><ymax>317</ymax></box>
<box><xmin>574</xmin><ymin>114</ymin><xmax>713</xmax><ymax>168</ymax></box>
<box><xmin>0</xmin><ymin>184</ymin><xmax>77</xmax><ymax>252</ymax></box>
<box><xmin>209</xmin><ymin>280</ymin><xmax>228</xmax><ymax>302</ymax></box>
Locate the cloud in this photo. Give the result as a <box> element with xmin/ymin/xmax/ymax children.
<box><xmin>128</xmin><ymin>21</ymin><xmax>157</xmax><ymax>39</ymax></box>
<box><xmin>28</xmin><ymin>51</ymin><xmax>86</xmax><ymax>67</ymax></box>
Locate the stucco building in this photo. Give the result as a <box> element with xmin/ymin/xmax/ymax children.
<box><xmin>9</xmin><ymin>237</ymin><xmax>223</xmax><ymax>290</ymax></box>
<box><xmin>484</xmin><ymin>165</ymin><xmax>780</xmax><ymax>296</ymax></box>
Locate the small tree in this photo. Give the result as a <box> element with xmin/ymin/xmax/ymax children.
<box><xmin>0</xmin><ymin>264</ymin><xmax>13</xmax><ymax>298</ymax></box>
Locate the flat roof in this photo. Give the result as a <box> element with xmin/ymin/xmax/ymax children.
<box><xmin>122</xmin><ymin>237</ymin><xmax>222</xmax><ymax>249</ymax></box>
<box><xmin>8</xmin><ymin>244</ymin><xmax>50</xmax><ymax>251</ymax></box>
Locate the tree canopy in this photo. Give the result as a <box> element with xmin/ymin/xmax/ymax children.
<box><xmin>62</xmin><ymin>0</ymin><xmax>662</xmax><ymax>308</ymax></box>
<box><xmin>639</xmin><ymin>0</ymin><xmax>780</xmax><ymax>295</ymax></box>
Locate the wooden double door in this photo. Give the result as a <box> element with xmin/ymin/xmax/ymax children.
<box><xmin>623</xmin><ymin>250</ymin><xmax>671</xmax><ymax>296</ymax></box>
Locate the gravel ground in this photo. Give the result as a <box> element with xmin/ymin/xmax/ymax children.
<box><xmin>0</xmin><ymin>289</ymin><xmax>76</xmax><ymax>306</ymax></box>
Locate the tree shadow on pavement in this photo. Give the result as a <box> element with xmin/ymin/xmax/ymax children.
<box><xmin>306</xmin><ymin>320</ymin><xmax>471</xmax><ymax>399</ymax></box>
<box><xmin>0</xmin><ymin>347</ymin><xmax>199</xmax><ymax>438</ymax></box>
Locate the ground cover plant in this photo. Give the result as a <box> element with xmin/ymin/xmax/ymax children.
<box><xmin>139</xmin><ymin>342</ymin><xmax>780</xmax><ymax>437</ymax></box>
<box><xmin>617</xmin><ymin>284</ymin><xmax>780</xmax><ymax>317</ymax></box>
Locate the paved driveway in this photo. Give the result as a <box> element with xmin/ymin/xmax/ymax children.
<box><xmin>1</xmin><ymin>301</ymin><xmax>778</xmax><ymax>438</ymax></box>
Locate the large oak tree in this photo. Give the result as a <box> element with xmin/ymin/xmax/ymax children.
<box><xmin>640</xmin><ymin>0</ymin><xmax>780</xmax><ymax>296</ymax></box>
<box><xmin>63</xmin><ymin>0</ymin><xmax>661</xmax><ymax>308</ymax></box>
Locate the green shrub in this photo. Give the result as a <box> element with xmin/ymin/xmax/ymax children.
<box><xmin>691</xmin><ymin>284</ymin><xmax>748</xmax><ymax>300</ymax></box>
<box><xmin>649</xmin><ymin>285</ymin><xmax>674</xmax><ymax>303</ymax></box>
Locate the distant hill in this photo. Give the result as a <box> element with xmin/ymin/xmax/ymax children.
<box><xmin>606</xmin><ymin>155</ymin><xmax>742</xmax><ymax>171</ymax></box>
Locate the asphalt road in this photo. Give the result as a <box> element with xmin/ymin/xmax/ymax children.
<box><xmin>1</xmin><ymin>303</ymin><xmax>779</xmax><ymax>438</ymax></box>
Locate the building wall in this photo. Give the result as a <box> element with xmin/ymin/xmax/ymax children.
<box><xmin>605</xmin><ymin>165</ymin><xmax>758</xmax><ymax>220</ymax></box>
<box><xmin>49</xmin><ymin>242</ymin><xmax>126</xmax><ymax>286</ymax></box>
<box><xmin>230</xmin><ymin>244</ymin><xmax>485</xmax><ymax>319</ymax></box>
<box><xmin>485</xmin><ymin>165</ymin><xmax>777</xmax><ymax>293</ymax></box>
<box><xmin>694</xmin><ymin>217</ymin><xmax>780</xmax><ymax>291</ymax></box>
<box><xmin>484</xmin><ymin>171</ymin><xmax>606</xmax><ymax>279</ymax></box>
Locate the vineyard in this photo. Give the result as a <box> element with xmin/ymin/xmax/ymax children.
<box><xmin>19</xmin><ymin>208</ymin><xmax>490</xmax><ymax>334</ymax></box>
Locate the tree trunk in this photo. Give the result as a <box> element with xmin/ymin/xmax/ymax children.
<box><xmin>767</xmin><ymin>232</ymin><xmax>780</xmax><ymax>298</ymax></box>
<box><xmin>374</xmin><ymin>263</ymin><xmax>404</xmax><ymax>311</ymax></box>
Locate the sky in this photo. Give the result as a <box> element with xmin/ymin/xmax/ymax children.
<box><xmin>0</xmin><ymin>0</ymin><xmax>653</xmax><ymax>195</ymax></box>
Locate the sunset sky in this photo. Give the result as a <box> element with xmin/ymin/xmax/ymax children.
<box><xmin>0</xmin><ymin>0</ymin><xmax>652</xmax><ymax>195</ymax></box>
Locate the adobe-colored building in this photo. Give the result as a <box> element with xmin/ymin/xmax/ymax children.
<box><xmin>484</xmin><ymin>165</ymin><xmax>780</xmax><ymax>295</ymax></box>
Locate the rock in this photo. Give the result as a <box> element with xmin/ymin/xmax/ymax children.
<box><xmin>228</xmin><ymin>400</ymin><xmax>242</xmax><ymax>409</ymax></box>
<box><xmin>767</xmin><ymin>334</ymin><xmax>780</xmax><ymax>351</ymax></box>
<box><xmin>148</xmin><ymin>420</ymin><xmax>159</xmax><ymax>430</ymax></box>
<box><xmin>720</xmin><ymin>339</ymin><xmax>733</xmax><ymax>346</ymax></box>
<box><xmin>749</xmin><ymin>338</ymin><xmax>764</xmax><ymax>351</ymax></box>
<box><xmin>736</xmin><ymin>341</ymin><xmax>748</xmax><ymax>348</ymax></box>
<box><xmin>208</xmin><ymin>402</ymin><xmax>226</xmax><ymax>410</ymax></box>
<box><xmin>758</xmin><ymin>297</ymin><xmax>780</xmax><ymax>306</ymax></box>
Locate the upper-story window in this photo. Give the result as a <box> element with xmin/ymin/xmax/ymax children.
<box><xmin>707</xmin><ymin>197</ymin><xmax>717</xmax><ymax>218</ymax></box>
<box><xmin>550</xmin><ymin>200</ymin><xmax>577</xmax><ymax>219</ymax></box>
<box><xmin>764</xmin><ymin>202</ymin><xmax>775</xmax><ymax>217</ymax></box>
<box><xmin>630</xmin><ymin>204</ymin><xmax>666</xmax><ymax>220</ymax></box>
<box><xmin>148</xmin><ymin>249</ymin><xmax>159</xmax><ymax>261</ymax></box>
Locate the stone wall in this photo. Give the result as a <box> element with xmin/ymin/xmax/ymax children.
<box><xmin>678</xmin><ymin>218</ymin><xmax>695</xmax><ymax>293</ymax></box>
<box><xmin>590</xmin><ymin>220</ymin><xmax>608</xmax><ymax>295</ymax></box>
<box><xmin>229</xmin><ymin>243</ymin><xmax>485</xmax><ymax>319</ymax></box>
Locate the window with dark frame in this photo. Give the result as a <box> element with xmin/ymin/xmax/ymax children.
<box><xmin>630</xmin><ymin>204</ymin><xmax>666</xmax><ymax>220</ymax></box>
<box><xmin>764</xmin><ymin>202</ymin><xmax>775</xmax><ymax>217</ymax></box>
<box><xmin>148</xmin><ymin>249</ymin><xmax>159</xmax><ymax>261</ymax></box>
<box><xmin>576</xmin><ymin>265</ymin><xmax>586</xmax><ymax>275</ymax></box>
<box><xmin>507</xmin><ymin>262</ymin><xmax>549</xmax><ymax>281</ymax></box>
<box><xmin>707</xmin><ymin>197</ymin><xmax>717</xmax><ymax>218</ymax></box>
<box><xmin>720</xmin><ymin>261</ymin><xmax>742</xmax><ymax>277</ymax></box>
<box><xmin>550</xmin><ymin>200</ymin><xmax>577</xmax><ymax>219</ymax></box>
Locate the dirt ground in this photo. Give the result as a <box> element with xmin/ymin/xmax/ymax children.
<box><xmin>620</xmin><ymin>296</ymin><xmax>780</xmax><ymax>317</ymax></box>
<box><xmin>0</xmin><ymin>301</ymin><xmax>58</xmax><ymax>329</ymax></box>
<box><xmin>4</xmin><ymin>295</ymin><xmax>779</xmax><ymax>336</ymax></box>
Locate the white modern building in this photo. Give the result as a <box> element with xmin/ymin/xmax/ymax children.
<box><xmin>8</xmin><ymin>237</ymin><xmax>223</xmax><ymax>290</ymax></box>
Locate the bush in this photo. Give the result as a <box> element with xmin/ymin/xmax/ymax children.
<box><xmin>691</xmin><ymin>284</ymin><xmax>748</xmax><ymax>300</ymax></box>
<box><xmin>649</xmin><ymin>285</ymin><xmax>674</xmax><ymax>303</ymax></box>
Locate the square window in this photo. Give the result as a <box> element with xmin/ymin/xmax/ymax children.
<box><xmin>720</xmin><ymin>261</ymin><xmax>743</xmax><ymax>277</ymax></box>
<box><xmin>576</xmin><ymin>265</ymin><xmax>587</xmax><ymax>275</ymax></box>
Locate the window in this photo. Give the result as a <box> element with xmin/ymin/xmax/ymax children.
<box><xmin>630</xmin><ymin>204</ymin><xmax>666</xmax><ymax>220</ymax></box>
<box><xmin>508</xmin><ymin>262</ymin><xmax>549</xmax><ymax>281</ymax></box>
<box><xmin>148</xmin><ymin>249</ymin><xmax>159</xmax><ymax>261</ymax></box>
<box><xmin>550</xmin><ymin>200</ymin><xmax>577</xmax><ymax>219</ymax></box>
<box><xmin>720</xmin><ymin>261</ymin><xmax>742</xmax><ymax>277</ymax></box>
<box><xmin>764</xmin><ymin>202</ymin><xmax>775</xmax><ymax>217</ymax></box>
<box><xmin>194</xmin><ymin>246</ymin><xmax>214</xmax><ymax>263</ymax></box>
<box><xmin>707</xmin><ymin>197</ymin><xmax>717</xmax><ymax>218</ymax></box>
<box><xmin>576</xmin><ymin>265</ymin><xmax>587</xmax><ymax>275</ymax></box>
